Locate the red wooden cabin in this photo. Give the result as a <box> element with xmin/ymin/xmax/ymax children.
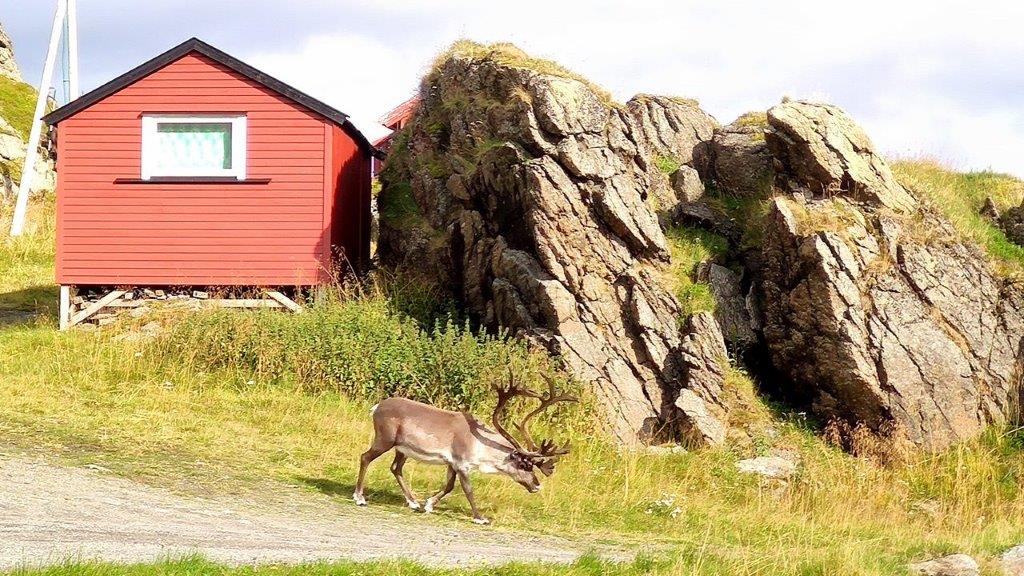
<box><xmin>43</xmin><ymin>38</ymin><xmax>376</xmax><ymax>328</ymax></box>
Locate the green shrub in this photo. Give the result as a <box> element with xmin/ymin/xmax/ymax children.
<box><xmin>154</xmin><ymin>295</ymin><xmax>566</xmax><ymax>413</ymax></box>
<box><xmin>653</xmin><ymin>155</ymin><xmax>681</xmax><ymax>175</ymax></box>
<box><xmin>664</xmin><ymin>226</ymin><xmax>728</xmax><ymax>319</ymax></box>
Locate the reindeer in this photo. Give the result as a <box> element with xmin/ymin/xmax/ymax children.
<box><xmin>353</xmin><ymin>372</ymin><xmax>576</xmax><ymax>524</ymax></box>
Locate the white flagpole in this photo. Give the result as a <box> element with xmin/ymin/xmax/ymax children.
<box><xmin>67</xmin><ymin>0</ymin><xmax>79</xmax><ymax>98</ymax></box>
<box><xmin>10</xmin><ymin>0</ymin><xmax>68</xmax><ymax>237</ymax></box>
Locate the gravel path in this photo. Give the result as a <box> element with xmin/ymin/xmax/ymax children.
<box><xmin>0</xmin><ymin>457</ymin><xmax>608</xmax><ymax>570</ymax></box>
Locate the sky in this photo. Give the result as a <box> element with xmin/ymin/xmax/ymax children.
<box><xmin>4</xmin><ymin>0</ymin><xmax>1024</xmax><ymax>176</ymax></box>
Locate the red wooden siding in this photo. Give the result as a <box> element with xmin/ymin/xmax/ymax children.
<box><xmin>55</xmin><ymin>52</ymin><xmax>363</xmax><ymax>286</ymax></box>
<box><xmin>330</xmin><ymin>124</ymin><xmax>371</xmax><ymax>273</ymax></box>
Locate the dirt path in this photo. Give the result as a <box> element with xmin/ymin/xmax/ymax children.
<box><xmin>0</xmin><ymin>457</ymin><xmax>615</xmax><ymax>570</ymax></box>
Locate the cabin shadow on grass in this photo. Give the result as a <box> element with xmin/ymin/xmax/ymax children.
<box><xmin>0</xmin><ymin>284</ymin><xmax>57</xmax><ymax>326</ymax></box>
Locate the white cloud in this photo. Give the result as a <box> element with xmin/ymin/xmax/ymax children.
<box><xmin>245</xmin><ymin>33</ymin><xmax>425</xmax><ymax>144</ymax></box>
<box><xmin>13</xmin><ymin>0</ymin><xmax>1021</xmax><ymax>175</ymax></box>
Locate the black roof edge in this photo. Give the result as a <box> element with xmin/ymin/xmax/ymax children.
<box><xmin>42</xmin><ymin>37</ymin><xmax>378</xmax><ymax>156</ymax></box>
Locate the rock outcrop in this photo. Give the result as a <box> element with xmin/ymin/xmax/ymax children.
<box><xmin>380</xmin><ymin>42</ymin><xmax>1023</xmax><ymax>452</ymax></box>
<box><xmin>0</xmin><ymin>117</ymin><xmax>55</xmax><ymax>200</ymax></box>
<box><xmin>909</xmin><ymin>554</ymin><xmax>980</xmax><ymax>576</ymax></box>
<box><xmin>378</xmin><ymin>43</ymin><xmax>731</xmax><ymax>444</ymax></box>
<box><xmin>767</xmin><ymin>101</ymin><xmax>918</xmax><ymax>212</ymax></box>
<box><xmin>759</xmin><ymin>100</ymin><xmax>1024</xmax><ymax>449</ymax></box>
<box><xmin>624</xmin><ymin>94</ymin><xmax>716</xmax><ymax>224</ymax></box>
<box><xmin>0</xmin><ymin>22</ymin><xmax>20</xmax><ymax>82</ymax></box>
<box><xmin>999</xmin><ymin>204</ymin><xmax>1024</xmax><ymax>246</ymax></box>
<box><xmin>710</xmin><ymin>112</ymin><xmax>772</xmax><ymax>196</ymax></box>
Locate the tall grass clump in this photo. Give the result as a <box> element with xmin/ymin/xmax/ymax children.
<box><xmin>152</xmin><ymin>293</ymin><xmax>572</xmax><ymax>414</ymax></box>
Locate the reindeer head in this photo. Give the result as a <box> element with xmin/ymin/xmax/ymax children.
<box><xmin>490</xmin><ymin>370</ymin><xmax>576</xmax><ymax>493</ymax></box>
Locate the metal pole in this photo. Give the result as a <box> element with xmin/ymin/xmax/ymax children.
<box><xmin>67</xmin><ymin>0</ymin><xmax>79</xmax><ymax>98</ymax></box>
<box><xmin>10</xmin><ymin>0</ymin><xmax>67</xmax><ymax>237</ymax></box>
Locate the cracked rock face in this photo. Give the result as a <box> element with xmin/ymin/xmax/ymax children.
<box><xmin>767</xmin><ymin>100</ymin><xmax>917</xmax><ymax>213</ymax></box>
<box><xmin>760</xmin><ymin>100</ymin><xmax>1024</xmax><ymax>449</ymax></box>
<box><xmin>378</xmin><ymin>46</ymin><xmax>730</xmax><ymax>445</ymax></box>
<box><xmin>711</xmin><ymin>117</ymin><xmax>772</xmax><ymax>197</ymax></box>
<box><xmin>624</xmin><ymin>95</ymin><xmax>717</xmax><ymax>225</ymax></box>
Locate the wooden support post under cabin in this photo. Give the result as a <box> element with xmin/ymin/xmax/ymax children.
<box><xmin>68</xmin><ymin>289</ymin><xmax>126</xmax><ymax>328</ymax></box>
<box><xmin>58</xmin><ymin>286</ymin><xmax>72</xmax><ymax>331</ymax></box>
<box><xmin>266</xmin><ymin>290</ymin><xmax>303</xmax><ymax>313</ymax></box>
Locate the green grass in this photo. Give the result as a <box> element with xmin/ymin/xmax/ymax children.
<box><xmin>0</xmin><ymin>75</ymin><xmax>37</xmax><ymax>184</ymax></box>
<box><xmin>4</xmin><ymin>196</ymin><xmax>1024</xmax><ymax>575</ymax></box>
<box><xmin>664</xmin><ymin>226</ymin><xmax>728</xmax><ymax>318</ymax></box>
<box><xmin>0</xmin><ymin>74</ymin><xmax>37</xmax><ymax>140</ymax></box>
<box><xmin>653</xmin><ymin>155</ymin><xmax>681</xmax><ymax>175</ymax></box>
<box><xmin>5</xmin><ymin>554</ymin><xmax>665</xmax><ymax>576</ymax></box>
<box><xmin>892</xmin><ymin>159</ymin><xmax>1024</xmax><ymax>276</ymax></box>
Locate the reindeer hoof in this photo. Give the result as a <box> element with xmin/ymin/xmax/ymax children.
<box><xmin>353</xmin><ymin>492</ymin><xmax>367</xmax><ymax>506</ymax></box>
<box><xmin>472</xmin><ymin>517</ymin><xmax>490</xmax><ymax>525</ymax></box>
<box><xmin>423</xmin><ymin>499</ymin><xmax>435</xmax><ymax>513</ymax></box>
<box><xmin>407</xmin><ymin>500</ymin><xmax>422</xmax><ymax>511</ymax></box>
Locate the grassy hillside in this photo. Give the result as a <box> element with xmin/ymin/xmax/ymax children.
<box><xmin>893</xmin><ymin>159</ymin><xmax>1024</xmax><ymax>275</ymax></box>
<box><xmin>3</xmin><ymin>181</ymin><xmax>1024</xmax><ymax>575</ymax></box>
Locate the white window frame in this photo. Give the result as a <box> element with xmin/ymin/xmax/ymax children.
<box><xmin>141</xmin><ymin>114</ymin><xmax>247</xmax><ymax>180</ymax></box>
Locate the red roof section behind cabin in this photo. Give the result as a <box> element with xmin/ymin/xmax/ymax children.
<box><xmin>380</xmin><ymin>95</ymin><xmax>421</xmax><ymax>133</ymax></box>
<box><xmin>44</xmin><ymin>39</ymin><xmax>373</xmax><ymax>287</ymax></box>
<box><xmin>373</xmin><ymin>96</ymin><xmax>420</xmax><ymax>176</ymax></box>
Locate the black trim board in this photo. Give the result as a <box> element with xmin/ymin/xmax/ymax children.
<box><xmin>42</xmin><ymin>37</ymin><xmax>377</xmax><ymax>155</ymax></box>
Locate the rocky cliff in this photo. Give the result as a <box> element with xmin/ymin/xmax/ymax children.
<box><xmin>379</xmin><ymin>42</ymin><xmax>1023</xmax><ymax>450</ymax></box>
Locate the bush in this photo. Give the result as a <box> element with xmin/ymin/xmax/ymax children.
<box><xmin>153</xmin><ymin>294</ymin><xmax>569</xmax><ymax>413</ymax></box>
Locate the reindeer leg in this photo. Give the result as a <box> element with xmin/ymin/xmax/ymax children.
<box><xmin>424</xmin><ymin>466</ymin><xmax>457</xmax><ymax>513</ymax></box>
<box><xmin>390</xmin><ymin>452</ymin><xmax>421</xmax><ymax>511</ymax></box>
<box><xmin>456</xmin><ymin>469</ymin><xmax>489</xmax><ymax>525</ymax></box>
<box><xmin>354</xmin><ymin>443</ymin><xmax>389</xmax><ymax>506</ymax></box>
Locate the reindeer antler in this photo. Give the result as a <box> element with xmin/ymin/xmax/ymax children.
<box><xmin>491</xmin><ymin>369</ymin><xmax>576</xmax><ymax>464</ymax></box>
<box><xmin>514</xmin><ymin>373</ymin><xmax>577</xmax><ymax>454</ymax></box>
<box><xmin>490</xmin><ymin>368</ymin><xmax>540</xmax><ymax>453</ymax></box>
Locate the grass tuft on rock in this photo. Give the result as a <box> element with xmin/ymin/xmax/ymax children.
<box><xmin>432</xmin><ymin>40</ymin><xmax>615</xmax><ymax>106</ymax></box>
<box><xmin>0</xmin><ymin>75</ymin><xmax>37</xmax><ymax>140</ymax></box>
<box><xmin>664</xmin><ymin>226</ymin><xmax>728</xmax><ymax>318</ymax></box>
<box><xmin>652</xmin><ymin>155</ymin><xmax>681</xmax><ymax>175</ymax></box>
<box><xmin>893</xmin><ymin>159</ymin><xmax>1024</xmax><ymax>276</ymax></box>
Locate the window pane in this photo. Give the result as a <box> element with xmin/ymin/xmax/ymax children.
<box><xmin>154</xmin><ymin>122</ymin><xmax>233</xmax><ymax>173</ymax></box>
